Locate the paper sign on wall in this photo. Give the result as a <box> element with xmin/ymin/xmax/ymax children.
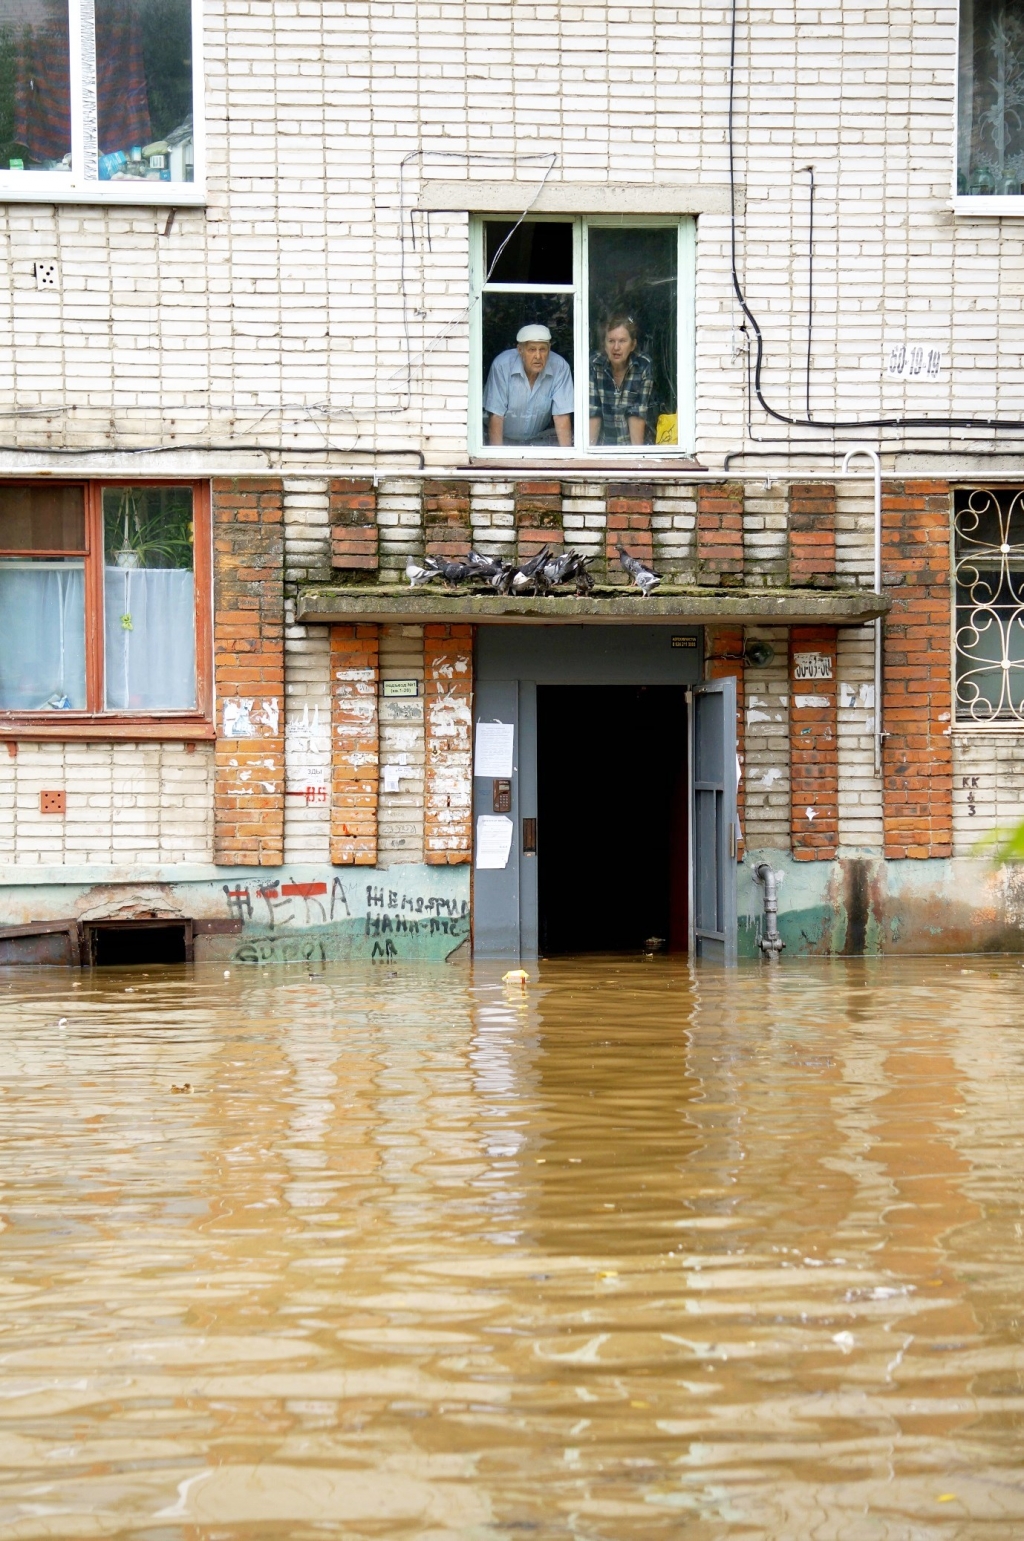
<box><xmin>793</xmin><ymin>652</ymin><xmax>834</xmax><ymax>681</ymax></box>
<box><xmin>475</xmin><ymin>721</ymin><xmax>514</xmax><ymax>778</ymax></box>
<box><xmin>476</xmin><ymin>815</ymin><xmax>514</xmax><ymax>870</ymax></box>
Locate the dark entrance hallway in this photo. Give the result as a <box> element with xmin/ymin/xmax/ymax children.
<box><xmin>537</xmin><ymin>685</ymin><xmax>688</xmax><ymax>954</ymax></box>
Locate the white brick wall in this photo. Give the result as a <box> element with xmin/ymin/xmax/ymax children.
<box><xmin>0</xmin><ymin>742</ymin><xmax>214</xmax><ymax>865</ymax></box>
<box><xmin>743</xmin><ymin>626</ymin><xmax>790</xmax><ymax>849</ymax></box>
<box><xmin>953</xmin><ymin>734</ymin><xmax>1024</xmax><ymax>856</ymax></box>
<box><xmin>378</xmin><ymin>625</ymin><xmax>426</xmax><ymax>868</ymax></box>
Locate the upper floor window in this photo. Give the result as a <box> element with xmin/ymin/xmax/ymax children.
<box><xmin>0</xmin><ymin>0</ymin><xmax>201</xmax><ymax>203</ymax></box>
<box><xmin>958</xmin><ymin>0</ymin><xmax>1024</xmax><ymax>197</ymax></box>
<box><xmin>954</xmin><ymin>486</ymin><xmax>1024</xmax><ymax>725</ymax></box>
<box><xmin>0</xmin><ymin>481</ymin><xmax>211</xmax><ymax>735</ymax></box>
<box><xmin>469</xmin><ymin>216</ymin><xmax>695</xmax><ymax>458</ymax></box>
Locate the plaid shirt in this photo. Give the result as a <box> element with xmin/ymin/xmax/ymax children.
<box><xmin>589</xmin><ymin>352</ymin><xmax>654</xmax><ymax>445</ymax></box>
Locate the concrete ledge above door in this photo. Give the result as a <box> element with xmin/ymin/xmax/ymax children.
<box><xmin>295</xmin><ymin>586</ymin><xmax>889</xmax><ymax>627</ymax></box>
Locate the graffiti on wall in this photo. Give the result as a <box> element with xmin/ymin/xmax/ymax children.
<box><xmin>217</xmin><ymin>867</ymin><xmax>470</xmax><ymax>966</ymax></box>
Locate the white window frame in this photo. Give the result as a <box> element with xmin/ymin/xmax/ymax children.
<box><xmin>953</xmin><ymin>0</ymin><xmax>1024</xmax><ymax>217</ymax></box>
<box><xmin>468</xmin><ymin>214</ymin><xmax>696</xmax><ymax>459</ymax></box>
<box><xmin>0</xmin><ymin>0</ymin><xmax>204</xmax><ymax>206</ymax></box>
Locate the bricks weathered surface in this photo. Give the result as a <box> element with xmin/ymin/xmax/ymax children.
<box><xmin>424</xmin><ymin>480</ymin><xmax>472</xmax><ymax>562</ymax></box>
<box><xmin>790</xmin><ymin>625</ymin><xmax>838</xmax><ymax>860</ymax></box>
<box><xmin>515</xmin><ymin>480</ymin><xmax>564</xmax><ymax>560</ymax></box>
<box><xmin>881</xmin><ymin>480</ymin><xmax>953</xmax><ymax>860</ymax></box>
<box><xmin>330</xmin><ymin>623</ymin><xmax>379</xmax><ymax>865</ymax></box>
<box><xmin>330</xmin><ymin>477</ymin><xmax>379</xmax><ymax>571</ymax></box>
<box><xmin>605</xmin><ymin>481</ymin><xmax>653</xmax><ymax>581</ymax></box>
<box><xmin>213</xmin><ymin>478</ymin><xmax>285</xmax><ymax>866</ymax></box>
<box><xmin>705</xmin><ymin>625</ymin><xmax>745</xmax><ymax>859</ymax></box>
<box><xmin>697</xmin><ymin>482</ymin><xmax>744</xmax><ymax>585</ymax></box>
<box><xmin>424</xmin><ymin>623</ymin><xmax>473</xmax><ymax>864</ymax></box>
<box><xmin>788</xmin><ymin>483</ymin><xmax>837</xmax><ymax>587</ymax></box>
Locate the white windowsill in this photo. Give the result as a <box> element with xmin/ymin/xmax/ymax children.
<box><xmin>952</xmin><ymin>195</ymin><xmax>1024</xmax><ymax>217</ymax></box>
<box><xmin>0</xmin><ymin>181</ymin><xmax>205</xmax><ymax>206</ymax></box>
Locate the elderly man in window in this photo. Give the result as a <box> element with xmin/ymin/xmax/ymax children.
<box><xmin>483</xmin><ymin>324</ymin><xmax>574</xmax><ymax>447</ymax></box>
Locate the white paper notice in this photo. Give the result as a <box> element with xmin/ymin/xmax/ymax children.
<box><xmin>476</xmin><ymin>815</ymin><xmax>514</xmax><ymax>870</ymax></box>
<box><xmin>475</xmin><ymin>721</ymin><xmax>514</xmax><ymax>778</ymax></box>
<box><xmin>382</xmin><ymin>765</ymin><xmax>401</xmax><ymax>794</ymax></box>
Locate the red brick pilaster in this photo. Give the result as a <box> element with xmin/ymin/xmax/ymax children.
<box><xmin>330</xmin><ymin>624</ymin><xmax>379</xmax><ymax>865</ymax></box>
<box><xmin>424</xmin><ymin>480</ymin><xmax>471</xmax><ymax>562</ymax></box>
<box><xmin>881</xmin><ymin>480</ymin><xmax>953</xmax><ymax>859</ymax></box>
<box><xmin>790</xmin><ymin>626</ymin><xmax>838</xmax><ymax>860</ymax></box>
<box><xmin>515</xmin><ymin>481</ymin><xmax>564</xmax><ymax>560</ymax></box>
<box><xmin>605</xmin><ymin>481</ymin><xmax>653</xmax><ymax>579</ymax></box>
<box><xmin>788</xmin><ymin>482</ymin><xmax>836</xmax><ymax>586</ymax></box>
<box><xmin>212</xmin><ymin>478</ymin><xmax>285</xmax><ymax>866</ymax></box>
<box><xmin>697</xmin><ymin>482</ymin><xmax>744</xmax><ymax>584</ymax></box>
<box><xmin>705</xmin><ymin>625</ymin><xmax>745</xmax><ymax>858</ymax></box>
<box><xmin>424</xmin><ymin>624</ymin><xmax>473</xmax><ymax>864</ymax></box>
<box><xmin>330</xmin><ymin>477</ymin><xmax>378</xmax><ymax>571</ymax></box>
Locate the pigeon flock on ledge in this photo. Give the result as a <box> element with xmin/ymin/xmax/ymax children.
<box><xmin>405</xmin><ymin>544</ymin><xmax>662</xmax><ymax>598</ymax></box>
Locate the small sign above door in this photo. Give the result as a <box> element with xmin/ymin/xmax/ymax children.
<box><xmin>671</xmin><ymin>635</ymin><xmax>697</xmax><ymax>648</ymax></box>
<box><xmin>382</xmin><ymin>679</ymin><xmax>419</xmax><ymax>697</ymax></box>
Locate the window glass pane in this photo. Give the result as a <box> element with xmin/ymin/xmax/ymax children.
<box><xmin>0</xmin><ymin>559</ymin><xmax>85</xmax><ymax>708</ymax></box>
<box><xmin>484</xmin><ymin>220</ymin><xmax>572</xmax><ymax>284</ymax></box>
<box><xmin>588</xmin><ymin>226</ymin><xmax>677</xmax><ymax>447</ymax></box>
<box><xmin>103</xmin><ymin>486</ymin><xmax>195</xmax><ymax>710</ymax></box>
<box><xmin>0</xmin><ymin>0</ymin><xmax>71</xmax><ymax>172</ymax></box>
<box><xmin>96</xmin><ymin>0</ymin><xmax>193</xmax><ymax>183</ymax></box>
<box><xmin>0</xmin><ymin>483</ymin><xmax>84</xmax><ymax>551</ymax></box>
<box><xmin>481</xmin><ymin>293</ymin><xmax>574</xmax><ymax>448</ymax></box>
<box><xmin>959</xmin><ymin>0</ymin><xmax>1024</xmax><ymax>194</ymax></box>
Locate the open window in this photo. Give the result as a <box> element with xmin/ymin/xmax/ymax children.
<box><xmin>470</xmin><ymin>215</ymin><xmax>695</xmax><ymax>458</ymax></box>
<box><xmin>0</xmin><ymin>480</ymin><xmax>211</xmax><ymax>737</ymax></box>
<box><xmin>957</xmin><ymin>0</ymin><xmax>1024</xmax><ymax>206</ymax></box>
<box><xmin>0</xmin><ymin>0</ymin><xmax>202</xmax><ymax>203</ymax></box>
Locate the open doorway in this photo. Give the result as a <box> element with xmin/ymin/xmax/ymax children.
<box><xmin>537</xmin><ymin>685</ymin><xmax>688</xmax><ymax>954</ymax></box>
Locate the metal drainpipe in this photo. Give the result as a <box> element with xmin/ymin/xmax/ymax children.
<box><xmin>841</xmin><ymin>447</ymin><xmax>883</xmax><ymax>776</ymax></box>
<box><xmin>754</xmin><ymin>863</ymin><xmax>784</xmax><ymax>956</ymax></box>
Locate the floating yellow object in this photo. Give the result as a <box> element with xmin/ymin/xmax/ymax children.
<box><xmin>502</xmin><ymin>969</ymin><xmax>529</xmax><ymax>988</ymax></box>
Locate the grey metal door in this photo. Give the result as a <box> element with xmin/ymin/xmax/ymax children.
<box><xmin>689</xmin><ymin>677</ymin><xmax>738</xmax><ymax>963</ymax></box>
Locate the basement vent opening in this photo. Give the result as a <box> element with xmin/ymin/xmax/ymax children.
<box><xmin>85</xmin><ymin>920</ymin><xmax>193</xmax><ymax>967</ymax></box>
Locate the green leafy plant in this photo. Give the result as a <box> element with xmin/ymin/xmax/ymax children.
<box><xmin>104</xmin><ymin>488</ymin><xmax>193</xmax><ymax>570</ymax></box>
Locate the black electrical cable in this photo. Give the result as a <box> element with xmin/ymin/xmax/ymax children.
<box><xmin>728</xmin><ymin>0</ymin><xmax>1024</xmax><ymax>436</ymax></box>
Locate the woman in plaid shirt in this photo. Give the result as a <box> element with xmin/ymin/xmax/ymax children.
<box><xmin>589</xmin><ymin>315</ymin><xmax>653</xmax><ymax>446</ymax></box>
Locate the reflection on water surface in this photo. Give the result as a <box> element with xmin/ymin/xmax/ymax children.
<box><xmin>1</xmin><ymin>956</ymin><xmax>1023</xmax><ymax>1538</ymax></box>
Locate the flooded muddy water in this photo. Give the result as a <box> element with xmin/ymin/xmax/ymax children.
<box><xmin>1</xmin><ymin>956</ymin><xmax>1024</xmax><ymax>1539</ymax></box>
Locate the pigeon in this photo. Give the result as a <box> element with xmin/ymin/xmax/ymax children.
<box><xmin>508</xmin><ymin>547</ymin><xmax>553</xmax><ymax>594</ymax></box>
<box><xmin>617</xmin><ymin>544</ymin><xmax>661</xmax><ymax>597</ymax></box>
<box><xmin>425</xmin><ymin>556</ymin><xmax>484</xmax><ymax>588</ymax></box>
<box><xmin>405</xmin><ymin>557</ymin><xmax>442</xmax><ymax>587</ymax></box>
<box><xmin>466</xmin><ymin>550</ymin><xmax>506</xmax><ymax>582</ymax></box>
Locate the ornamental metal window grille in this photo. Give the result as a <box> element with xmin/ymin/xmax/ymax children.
<box><xmin>954</xmin><ymin>487</ymin><xmax>1024</xmax><ymax>724</ymax></box>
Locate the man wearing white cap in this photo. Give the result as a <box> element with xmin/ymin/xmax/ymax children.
<box><xmin>482</xmin><ymin>324</ymin><xmax>574</xmax><ymax>447</ymax></box>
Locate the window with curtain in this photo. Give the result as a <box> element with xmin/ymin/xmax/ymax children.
<box><xmin>0</xmin><ymin>480</ymin><xmax>208</xmax><ymax>727</ymax></box>
<box><xmin>0</xmin><ymin>0</ymin><xmax>198</xmax><ymax>197</ymax></box>
<box><xmin>958</xmin><ymin>0</ymin><xmax>1024</xmax><ymax>195</ymax></box>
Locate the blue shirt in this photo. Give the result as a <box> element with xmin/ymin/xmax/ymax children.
<box><xmin>482</xmin><ymin>348</ymin><xmax>575</xmax><ymax>444</ymax></box>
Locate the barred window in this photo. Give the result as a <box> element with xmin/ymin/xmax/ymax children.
<box><xmin>954</xmin><ymin>487</ymin><xmax>1024</xmax><ymax>723</ymax></box>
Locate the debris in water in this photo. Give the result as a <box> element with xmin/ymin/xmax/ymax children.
<box><xmin>503</xmin><ymin>969</ymin><xmax>529</xmax><ymax>988</ymax></box>
<box><xmin>170</xmin><ymin>1083</ymin><xmax>194</xmax><ymax>1095</ymax></box>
